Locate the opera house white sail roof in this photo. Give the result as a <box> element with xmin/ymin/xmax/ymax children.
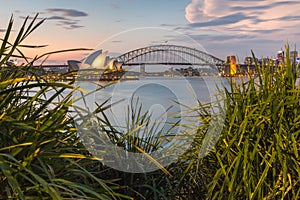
<box><xmin>68</xmin><ymin>49</ymin><xmax>119</xmax><ymax>70</ymax></box>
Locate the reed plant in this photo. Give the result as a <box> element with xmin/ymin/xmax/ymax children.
<box><xmin>73</xmin><ymin>93</ymin><xmax>178</xmax><ymax>199</ymax></box>
<box><xmin>0</xmin><ymin>14</ymin><xmax>130</xmax><ymax>199</ymax></box>
<box><xmin>209</xmin><ymin>46</ymin><xmax>299</xmax><ymax>199</ymax></box>
<box><xmin>165</xmin><ymin>44</ymin><xmax>300</xmax><ymax>199</ymax></box>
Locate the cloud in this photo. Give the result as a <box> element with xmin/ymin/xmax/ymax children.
<box><xmin>185</xmin><ymin>0</ymin><xmax>300</xmax><ymax>23</ymax></box>
<box><xmin>185</xmin><ymin>0</ymin><xmax>230</xmax><ymax>23</ymax></box>
<box><xmin>45</xmin><ymin>8</ymin><xmax>88</xmax><ymax>17</ymax></box>
<box><xmin>51</xmin><ymin>17</ymin><xmax>83</xmax><ymax>29</ymax></box>
<box><xmin>19</xmin><ymin>14</ymin><xmax>83</xmax><ymax>30</ymax></box>
<box><xmin>189</xmin><ymin>12</ymin><xmax>250</xmax><ymax>27</ymax></box>
<box><xmin>68</xmin><ymin>25</ymin><xmax>85</xmax><ymax>29</ymax></box>
<box><xmin>56</xmin><ymin>22</ymin><xmax>85</xmax><ymax>30</ymax></box>
<box><xmin>184</xmin><ymin>0</ymin><xmax>300</xmax><ymax>41</ymax></box>
<box><xmin>182</xmin><ymin>0</ymin><xmax>300</xmax><ymax>60</ymax></box>
<box><xmin>250</xmin><ymin>29</ymin><xmax>283</xmax><ymax>34</ymax></box>
<box><xmin>230</xmin><ymin>1</ymin><xmax>300</xmax><ymax>12</ymax></box>
<box><xmin>19</xmin><ymin>16</ymin><xmax>44</xmax><ymax>20</ymax></box>
<box><xmin>189</xmin><ymin>33</ymin><xmax>255</xmax><ymax>41</ymax></box>
<box><xmin>58</xmin><ymin>20</ymin><xmax>79</xmax><ymax>25</ymax></box>
<box><xmin>43</xmin><ymin>8</ymin><xmax>88</xmax><ymax>30</ymax></box>
<box><xmin>185</xmin><ymin>0</ymin><xmax>205</xmax><ymax>23</ymax></box>
<box><xmin>47</xmin><ymin>16</ymin><xmax>69</xmax><ymax>21</ymax></box>
<box><xmin>278</xmin><ymin>15</ymin><xmax>300</xmax><ymax>21</ymax></box>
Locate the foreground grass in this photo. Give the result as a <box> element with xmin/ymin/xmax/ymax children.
<box><xmin>167</xmin><ymin>47</ymin><xmax>300</xmax><ymax>199</ymax></box>
<box><xmin>0</xmin><ymin>15</ymin><xmax>299</xmax><ymax>199</ymax></box>
<box><xmin>0</xmin><ymin>15</ymin><xmax>130</xmax><ymax>199</ymax></box>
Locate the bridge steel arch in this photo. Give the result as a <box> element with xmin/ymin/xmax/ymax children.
<box><xmin>115</xmin><ymin>45</ymin><xmax>225</xmax><ymax>68</ymax></box>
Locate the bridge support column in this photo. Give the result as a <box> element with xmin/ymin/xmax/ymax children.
<box><xmin>140</xmin><ymin>64</ymin><xmax>145</xmax><ymax>77</ymax></box>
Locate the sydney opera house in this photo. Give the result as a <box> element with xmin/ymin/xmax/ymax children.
<box><xmin>67</xmin><ymin>50</ymin><xmax>129</xmax><ymax>81</ymax></box>
<box><xmin>67</xmin><ymin>49</ymin><xmax>123</xmax><ymax>72</ymax></box>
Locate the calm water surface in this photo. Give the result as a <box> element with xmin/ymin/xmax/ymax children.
<box><xmin>74</xmin><ymin>76</ymin><xmax>229</xmax><ymax>132</ymax></box>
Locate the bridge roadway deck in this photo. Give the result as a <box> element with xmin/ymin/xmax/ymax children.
<box><xmin>122</xmin><ymin>62</ymin><xmax>222</xmax><ymax>66</ymax></box>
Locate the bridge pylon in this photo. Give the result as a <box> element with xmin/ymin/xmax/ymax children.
<box><xmin>140</xmin><ymin>64</ymin><xmax>145</xmax><ymax>77</ymax></box>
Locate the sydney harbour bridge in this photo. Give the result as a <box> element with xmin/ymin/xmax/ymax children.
<box><xmin>114</xmin><ymin>44</ymin><xmax>224</xmax><ymax>67</ymax></box>
<box><xmin>37</xmin><ymin>44</ymin><xmax>228</xmax><ymax>80</ymax></box>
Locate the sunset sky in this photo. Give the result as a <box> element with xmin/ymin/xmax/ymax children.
<box><xmin>1</xmin><ymin>0</ymin><xmax>300</xmax><ymax>64</ymax></box>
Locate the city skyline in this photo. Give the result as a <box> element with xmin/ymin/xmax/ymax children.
<box><xmin>1</xmin><ymin>0</ymin><xmax>300</xmax><ymax>64</ymax></box>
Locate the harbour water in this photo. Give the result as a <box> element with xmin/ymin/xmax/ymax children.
<box><xmin>74</xmin><ymin>76</ymin><xmax>229</xmax><ymax>133</ymax></box>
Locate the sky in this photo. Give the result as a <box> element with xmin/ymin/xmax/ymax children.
<box><xmin>1</xmin><ymin>0</ymin><xmax>300</xmax><ymax>64</ymax></box>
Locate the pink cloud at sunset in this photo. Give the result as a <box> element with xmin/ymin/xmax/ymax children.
<box><xmin>184</xmin><ymin>0</ymin><xmax>300</xmax><ymax>58</ymax></box>
<box><xmin>185</xmin><ymin>0</ymin><xmax>300</xmax><ymax>33</ymax></box>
